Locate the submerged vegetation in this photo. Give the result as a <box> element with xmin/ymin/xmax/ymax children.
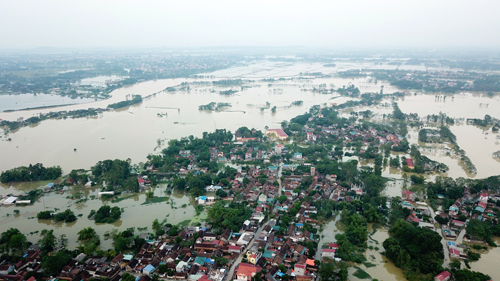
<box><xmin>37</xmin><ymin>209</ymin><xmax>77</xmax><ymax>223</ymax></box>
<box><xmin>198</xmin><ymin>102</ymin><xmax>232</xmax><ymax>111</ymax></box>
<box><xmin>107</xmin><ymin>94</ymin><xmax>142</xmax><ymax>109</ymax></box>
<box><xmin>0</xmin><ymin>163</ymin><xmax>62</xmax><ymax>183</ymax></box>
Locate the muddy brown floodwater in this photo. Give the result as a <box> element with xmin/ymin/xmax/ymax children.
<box><xmin>0</xmin><ymin>183</ymin><xmax>200</xmax><ymax>249</ymax></box>
<box><xmin>1</xmin><ymin>61</ymin><xmax>499</xmax><ymax>279</ymax></box>
<box><xmin>319</xmin><ymin>217</ymin><xmax>406</xmax><ymax>281</ymax></box>
<box><xmin>469</xmin><ymin>237</ymin><xmax>500</xmax><ymax>279</ymax></box>
<box><xmin>0</xmin><ymin>62</ymin><xmax>397</xmax><ymax>174</ymax></box>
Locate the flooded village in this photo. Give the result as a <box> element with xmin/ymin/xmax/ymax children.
<box><xmin>1</xmin><ymin>52</ymin><xmax>500</xmax><ymax>281</ymax></box>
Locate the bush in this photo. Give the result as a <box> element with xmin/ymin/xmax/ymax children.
<box><xmin>93</xmin><ymin>205</ymin><xmax>122</xmax><ymax>223</ymax></box>
<box><xmin>37</xmin><ymin>211</ymin><xmax>52</xmax><ymax>220</ymax></box>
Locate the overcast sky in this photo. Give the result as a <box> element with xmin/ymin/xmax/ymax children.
<box><xmin>1</xmin><ymin>0</ymin><xmax>500</xmax><ymax>49</ymax></box>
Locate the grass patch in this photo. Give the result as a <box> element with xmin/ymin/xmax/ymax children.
<box><xmin>353</xmin><ymin>267</ymin><xmax>371</xmax><ymax>279</ymax></box>
<box><xmin>363</xmin><ymin>262</ymin><xmax>377</xmax><ymax>268</ymax></box>
<box><xmin>177</xmin><ymin>219</ymin><xmax>192</xmax><ymax>228</ymax></box>
<box><xmin>111</xmin><ymin>194</ymin><xmax>135</xmax><ymax>203</ymax></box>
<box><xmin>142</xmin><ymin>196</ymin><xmax>169</xmax><ymax>205</ymax></box>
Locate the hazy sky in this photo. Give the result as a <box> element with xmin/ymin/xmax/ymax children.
<box><xmin>1</xmin><ymin>0</ymin><xmax>500</xmax><ymax>48</ymax></box>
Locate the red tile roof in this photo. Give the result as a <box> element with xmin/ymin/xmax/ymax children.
<box><xmin>435</xmin><ymin>271</ymin><xmax>451</xmax><ymax>281</ymax></box>
<box><xmin>266</xmin><ymin>129</ymin><xmax>288</xmax><ymax>137</ymax></box>
<box><xmin>236</xmin><ymin>263</ymin><xmax>262</xmax><ymax>279</ymax></box>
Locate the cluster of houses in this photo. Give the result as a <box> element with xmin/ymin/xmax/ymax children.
<box><xmin>6</xmin><ymin>107</ymin><xmax>496</xmax><ymax>281</ymax></box>
<box><xmin>1</xmin><ymin>213</ymin><xmax>338</xmax><ymax>281</ymax></box>
<box><xmin>436</xmin><ymin>188</ymin><xmax>500</xmax><ymax>241</ymax></box>
<box><xmin>400</xmin><ymin>190</ymin><xmax>435</xmax><ymax>230</ymax></box>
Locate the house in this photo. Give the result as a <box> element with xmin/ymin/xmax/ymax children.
<box><xmin>143</xmin><ymin>264</ymin><xmax>156</xmax><ymax>276</ymax></box>
<box><xmin>321</xmin><ymin>249</ymin><xmax>336</xmax><ymax>258</ymax></box>
<box><xmin>0</xmin><ymin>265</ymin><xmax>15</xmax><ymax>275</ymax></box>
<box><xmin>402</xmin><ymin>190</ymin><xmax>415</xmax><ymax>200</ymax></box>
<box><xmin>293</xmin><ymin>153</ymin><xmax>303</xmax><ymax>160</ymax></box>
<box><xmin>203</xmin><ymin>232</ymin><xmax>217</xmax><ymax>242</ymax></box>
<box><xmin>306</xmin><ymin>132</ymin><xmax>316</xmax><ymax>141</ymax></box>
<box><xmin>247</xmin><ymin>253</ymin><xmax>261</xmax><ymax>265</ymax></box>
<box><xmin>265</xmin><ymin>129</ymin><xmax>288</xmax><ymax>141</ymax></box>
<box><xmin>235</xmin><ymin>263</ymin><xmax>262</xmax><ymax>281</ymax></box>
<box><xmin>228</xmin><ymin>245</ymin><xmax>242</xmax><ymax>254</ymax></box>
<box><xmin>126</xmin><ymin>259</ymin><xmax>139</xmax><ymax>272</ymax></box>
<box><xmin>478</xmin><ymin>201</ymin><xmax>487</xmax><ymax>209</ymax></box>
<box><xmin>176</xmin><ymin>261</ymin><xmax>188</xmax><ymax>273</ymax></box>
<box><xmin>237</xmin><ymin>233</ymin><xmax>253</xmax><ymax>246</ymax></box>
<box><xmin>405</xmin><ymin>159</ymin><xmax>414</xmax><ymax>169</ymax></box>
<box><xmin>294</xmin><ymin>264</ymin><xmax>306</xmax><ymax>276</ymax></box>
<box><xmin>111</xmin><ymin>253</ymin><xmax>124</xmax><ymax>266</ymax></box>
<box><xmin>205</xmin><ymin>185</ymin><xmax>222</xmax><ymax>192</ymax></box>
<box><xmin>451</xmin><ymin>220</ymin><xmax>465</xmax><ymax>228</ymax></box>
<box><xmin>401</xmin><ymin>201</ymin><xmax>414</xmax><ymax>210</ymax></box>
<box><xmin>434</xmin><ymin>271</ymin><xmax>451</xmax><ymax>281</ymax></box>
<box><xmin>328</xmin><ymin>243</ymin><xmax>339</xmax><ymax>250</ymax></box>
<box><xmin>449</xmin><ymin>248</ymin><xmax>460</xmax><ymax>259</ymax></box>
<box><xmin>479</xmin><ymin>193</ymin><xmax>489</xmax><ymax>203</ymax></box>
<box><xmin>262</xmin><ymin>225</ymin><xmax>272</xmax><ymax>235</ymax></box>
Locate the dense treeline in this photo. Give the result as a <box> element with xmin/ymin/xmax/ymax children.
<box><xmin>0</xmin><ymin>163</ymin><xmax>62</xmax><ymax>183</ymax></box>
<box><xmin>37</xmin><ymin>209</ymin><xmax>77</xmax><ymax>223</ymax></box>
<box><xmin>207</xmin><ymin>201</ymin><xmax>252</xmax><ymax>232</ymax></box>
<box><xmin>383</xmin><ymin>219</ymin><xmax>444</xmax><ymax>275</ymax></box>
<box><xmin>107</xmin><ymin>95</ymin><xmax>142</xmax><ymax>109</ymax></box>
<box><xmin>91</xmin><ymin>159</ymin><xmax>138</xmax><ymax>192</ymax></box>
<box><xmin>473</xmin><ymin>76</ymin><xmax>500</xmax><ymax>92</ymax></box>
<box><xmin>89</xmin><ymin>205</ymin><xmax>122</xmax><ymax>223</ymax></box>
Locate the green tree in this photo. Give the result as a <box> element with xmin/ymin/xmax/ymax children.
<box><xmin>39</xmin><ymin>229</ymin><xmax>56</xmax><ymax>254</ymax></box>
<box><xmin>78</xmin><ymin>227</ymin><xmax>97</xmax><ymax>241</ymax></box>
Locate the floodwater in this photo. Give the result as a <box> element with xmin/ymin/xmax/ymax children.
<box><xmin>0</xmin><ymin>61</ymin><xmax>499</xmax><ymax>279</ymax></box>
<box><xmin>352</xmin><ymin>224</ymin><xmax>406</xmax><ymax>281</ymax></box>
<box><xmin>0</xmin><ymin>62</ymin><xmax>396</xmax><ymax>174</ymax></box>
<box><xmin>0</xmin><ymin>94</ymin><xmax>96</xmax><ymax>112</ymax></box>
<box><xmin>79</xmin><ymin>75</ymin><xmax>129</xmax><ymax>87</ymax></box>
<box><xmin>397</xmin><ymin>93</ymin><xmax>500</xmax><ymax>179</ymax></box>
<box><xmin>349</xmin><ymin>92</ymin><xmax>500</xmax><ymax>180</ymax></box>
<box><xmin>319</xmin><ymin>217</ymin><xmax>405</xmax><ymax>281</ymax></box>
<box><xmin>0</xmin><ymin>184</ymin><xmax>199</xmax><ymax>249</ymax></box>
<box><xmin>469</xmin><ymin>237</ymin><xmax>500</xmax><ymax>280</ymax></box>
